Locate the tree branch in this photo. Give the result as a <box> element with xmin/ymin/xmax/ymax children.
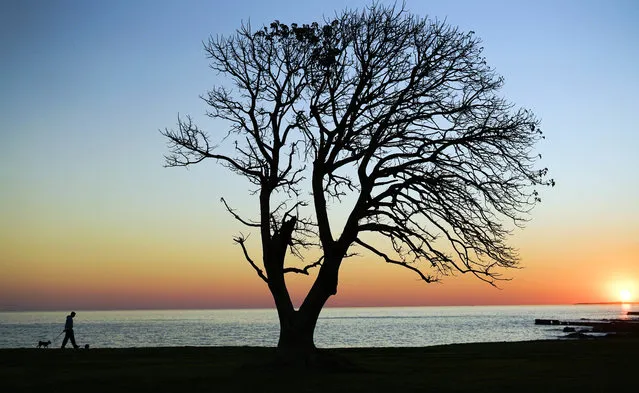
<box><xmin>233</xmin><ymin>233</ymin><xmax>268</xmax><ymax>284</ymax></box>
<box><xmin>221</xmin><ymin>197</ymin><xmax>261</xmax><ymax>227</ymax></box>
<box><xmin>354</xmin><ymin>238</ymin><xmax>437</xmax><ymax>283</ymax></box>
<box><xmin>283</xmin><ymin>256</ymin><xmax>324</xmax><ymax>275</ymax></box>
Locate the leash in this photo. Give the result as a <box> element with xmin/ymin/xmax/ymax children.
<box><xmin>51</xmin><ymin>329</ymin><xmax>65</xmax><ymax>342</ymax></box>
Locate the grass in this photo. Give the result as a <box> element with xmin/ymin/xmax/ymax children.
<box><xmin>2</xmin><ymin>338</ymin><xmax>638</xmax><ymax>392</ymax></box>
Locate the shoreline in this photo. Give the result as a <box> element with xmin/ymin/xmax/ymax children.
<box><xmin>2</xmin><ymin>304</ymin><xmax>635</xmax><ymax>349</ymax></box>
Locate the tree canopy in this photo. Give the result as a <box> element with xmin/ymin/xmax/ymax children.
<box><xmin>163</xmin><ymin>3</ymin><xmax>552</xmax><ymax>356</ymax></box>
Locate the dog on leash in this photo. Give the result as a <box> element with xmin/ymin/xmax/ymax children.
<box><xmin>37</xmin><ymin>340</ymin><xmax>51</xmax><ymax>348</ymax></box>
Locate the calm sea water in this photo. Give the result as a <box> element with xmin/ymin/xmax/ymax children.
<box><xmin>0</xmin><ymin>305</ymin><xmax>635</xmax><ymax>349</ymax></box>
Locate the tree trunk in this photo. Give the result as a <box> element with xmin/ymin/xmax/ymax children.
<box><xmin>274</xmin><ymin>260</ymin><xmax>340</xmax><ymax>367</ymax></box>
<box><xmin>278</xmin><ymin>325</ymin><xmax>315</xmax><ymax>351</ymax></box>
<box><xmin>276</xmin><ymin>311</ymin><xmax>317</xmax><ymax>365</ymax></box>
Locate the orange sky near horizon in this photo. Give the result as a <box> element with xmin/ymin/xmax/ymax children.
<box><xmin>1</xmin><ymin>203</ymin><xmax>637</xmax><ymax>311</ymax></box>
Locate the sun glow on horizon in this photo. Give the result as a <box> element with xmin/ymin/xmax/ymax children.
<box><xmin>606</xmin><ymin>279</ymin><xmax>637</xmax><ymax>304</ymax></box>
<box><xmin>620</xmin><ymin>289</ymin><xmax>632</xmax><ymax>303</ymax></box>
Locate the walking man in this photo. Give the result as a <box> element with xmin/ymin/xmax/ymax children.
<box><xmin>61</xmin><ymin>311</ymin><xmax>80</xmax><ymax>349</ymax></box>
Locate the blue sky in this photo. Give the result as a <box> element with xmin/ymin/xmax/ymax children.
<box><xmin>1</xmin><ymin>0</ymin><xmax>638</xmax><ymax>310</ymax></box>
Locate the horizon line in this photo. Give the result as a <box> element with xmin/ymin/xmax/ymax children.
<box><xmin>2</xmin><ymin>302</ymin><xmax>637</xmax><ymax>313</ymax></box>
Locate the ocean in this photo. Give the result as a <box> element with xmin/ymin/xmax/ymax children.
<box><xmin>0</xmin><ymin>304</ymin><xmax>634</xmax><ymax>349</ymax></box>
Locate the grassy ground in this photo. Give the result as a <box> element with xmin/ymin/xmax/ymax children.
<box><xmin>2</xmin><ymin>338</ymin><xmax>637</xmax><ymax>392</ymax></box>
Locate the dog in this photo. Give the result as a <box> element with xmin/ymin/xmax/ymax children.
<box><xmin>37</xmin><ymin>340</ymin><xmax>51</xmax><ymax>348</ymax></box>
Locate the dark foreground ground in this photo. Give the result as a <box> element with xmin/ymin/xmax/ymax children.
<box><xmin>2</xmin><ymin>339</ymin><xmax>638</xmax><ymax>393</ymax></box>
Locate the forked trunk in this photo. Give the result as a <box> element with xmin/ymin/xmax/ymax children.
<box><xmin>273</xmin><ymin>263</ymin><xmax>339</xmax><ymax>367</ymax></box>
<box><xmin>275</xmin><ymin>304</ymin><xmax>354</xmax><ymax>370</ymax></box>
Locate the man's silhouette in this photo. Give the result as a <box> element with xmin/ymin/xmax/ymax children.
<box><xmin>61</xmin><ymin>311</ymin><xmax>80</xmax><ymax>349</ymax></box>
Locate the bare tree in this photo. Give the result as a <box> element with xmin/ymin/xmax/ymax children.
<box><xmin>163</xmin><ymin>3</ymin><xmax>552</xmax><ymax>362</ymax></box>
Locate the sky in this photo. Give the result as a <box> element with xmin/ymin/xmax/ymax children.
<box><xmin>1</xmin><ymin>0</ymin><xmax>637</xmax><ymax>311</ymax></box>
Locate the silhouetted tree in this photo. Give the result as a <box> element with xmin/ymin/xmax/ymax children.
<box><xmin>162</xmin><ymin>3</ymin><xmax>553</xmax><ymax>363</ymax></box>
